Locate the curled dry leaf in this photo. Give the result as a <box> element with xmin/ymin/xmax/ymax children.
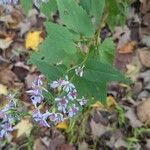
<box><xmin>118</xmin><ymin>41</ymin><xmax>137</xmax><ymax>54</ymax></box>
<box><xmin>91</xmin><ymin>96</ymin><xmax>116</xmax><ymax>110</ymax></box>
<box><xmin>91</xmin><ymin>101</ymin><xmax>104</xmax><ymax>109</ymax></box>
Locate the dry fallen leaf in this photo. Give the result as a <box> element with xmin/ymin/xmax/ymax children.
<box><xmin>14</xmin><ymin>118</ymin><xmax>33</xmax><ymax>138</ymax></box>
<box><xmin>0</xmin><ymin>95</ymin><xmax>9</xmax><ymax>109</ymax></box>
<box><xmin>25</xmin><ymin>31</ymin><xmax>43</xmax><ymax>50</ymax></box>
<box><xmin>0</xmin><ymin>37</ymin><xmax>13</xmax><ymax>50</ymax></box>
<box><xmin>0</xmin><ymin>68</ymin><xmax>19</xmax><ymax>88</ymax></box>
<box><xmin>137</xmin><ymin>98</ymin><xmax>150</xmax><ymax>126</ymax></box>
<box><xmin>0</xmin><ymin>84</ymin><xmax>8</xmax><ymax>95</ymax></box>
<box><xmin>138</xmin><ymin>48</ymin><xmax>150</xmax><ymax>68</ymax></box>
<box><xmin>33</xmin><ymin>139</ymin><xmax>47</xmax><ymax>150</ymax></box>
<box><xmin>91</xmin><ymin>101</ymin><xmax>104</xmax><ymax>109</ymax></box>
<box><xmin>56</xmin><ymin>121</ymin><xmax>68</xmax><ymax>130</ymax></box>
<box><xmin>126</xmin><ymin>64</ymin><xmax>139</xmax><ymax>81</ymax></box>
<box><xmin>90</xmin><ymin>118</ymin><xmax>108</xmax><ymax>138</ymax></box>
<box><xmin>118</xmin><ymin>41</ymin><xmax>137</xmax><ymax>54</ymax></box>
<box><xmin>78</xmin><ymin>141</ymin><xmax>89</xmax><ymax>150</ymax></box>
<box><xmin>106</xmin><ymin>96</ymin><xmax>117</xmax><ymax>109</ymax></box>
<box><xmin>125</xmin><ymin>107</ymin><xmax>143</xmax><ymax>128</ymax></box>
<box><xmin>91</xmin><ymin>96</ymin><xmax>116</xmax><ymax>110</ymax></box>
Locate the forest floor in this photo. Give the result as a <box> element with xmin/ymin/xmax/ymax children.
<box><xmin>0</xmin><ymin>0</ymin><xmax>150</xmax><ymax>150</ymax></box>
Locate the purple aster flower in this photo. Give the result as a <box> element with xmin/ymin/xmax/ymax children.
<box><xmin>30</xmin><ymin>95</ymin><xmax>44</xmax><ymax>106</ymax></box>
<box><xmin>49</xmin><ymin>113</ymin><xmax>58</xmax><ymax>122</ymax></box>
<box><xmin>63</xmin><ymin>82</ymin><xmax>75</xmax><ymax>93</ymax></box>
<box><xmin>0</xmin><ymin>0</ymin><xmax>18</xmax><ymax>5</ymax></box>
<box><xmin>32</xmin><ymin>75</ymin><xmax>44</xmax><ymax>89</ymax></box>
<box><xmin>34</xmin><ymin>0</ymin><xmax>49</xmax><ymax>8</ymax></box>
<box><xmin>26</xmin><ymin>89</ymin><xmax>42</xmax><ymax>96</ymax></box>
<box><xmin>0</xmin><ymin>123</ymin><xmax>13</xmax><ymax>138</ymax></box>
<box><xmin>67</xmin><ymin>89</ymin><xmax>77</xmax><ymax>100</ymax></box>
<box><xmin>0</xmin><ymin>111</ymin><xmax>7</xmax><ymax>120</ymax></box>
<box><xmin>50</xmin><ymin>76</ymin><xmax>76</xmax><ymax>93</ymax></box>
<box><xmin>55</xmin><ymin>97</ymin><xmax>68</xmax><ymax>113</ymax></box>
<box><xmin>75</xmin><ymin>65</ymin><xmax>85</xmax><ymax>77</ymax></box>
<box><xmin>3</xmin><ymin>101</ymin><xmax>14</xmax><ymax>112</ymax></box>
<box><xmin>77</xmin><ymin>96</ymin><xmax>87</xmax><ymax>106</ymax></box>
<box><xmin>50</xmin><ymin>79</ymin><xmax>68</xmax><ymax>90</ymax></box>
<box><xmin>55</xmin><ymin>113</ymin><xmax>64</xmax><ymax>123</ymax></box>
<box><xmin>32</xmin><ymin>109</ymin><xmax>50</xmax><ymax>127</ymax></box>
<box><xmin>68</xmin><ymin>104</ymin><xmax>79</xmax><ymax>118</ymax></box>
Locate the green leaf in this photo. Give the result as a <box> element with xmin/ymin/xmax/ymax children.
<box><xmin>79</xmin><ymin>0</ymin><xmax>91</xmax><ymax>13</ymax></box>
<box><xmin>28</xmin><ymin>22</ymin><xmax>78</xmax><ymax>65</ymax></box>
<box><xmin>56</xmin><ymin>0</ymin><xmax>94</xmax><ymax>37</ymax></box>
<box><xmin>84</xmin><ymin>59</ymin><xmax>130</xmax><ymax>84</ymax></box>
<box><xmin>44</xmin><ymin>22</ymin><xmax>77</xmax><ymax>55</ymax></box>
<box><xmin>20</xmin><ymin>0</ymin><xmax>32</xmax><ymax>15</ymax></box>
<box><xmin>40</xmin><ymin>0</ymin><xmax>58</xmax><ymax>18</ymax></box>
<box><xmin>79</xmin><ymin>0</ymin><xmax>105</xmax><ymax>29</ymax></box>
<box><xmin>106</xmin><ymin>0</ymin><xmax>128</xmax><ymax>30</ymax></box>
<box><xmin>90</xmin><ymin>0</ymin><xmax>105</xmax><ymax>28</ymax></box>
<box><xmin>73</xmin><ymin>76</ymin><xmax>107</xmax><ymax>103</ymax></box>
<box><xmin>30</xmin><ymin>59</ymin><xmax>67</xmax><ymax>81</ymax></box>
<box><xmin>98</xmin><ymin>38</ymin><xmax>115</xmax><ymax>64</ymax></box>
<box><xmin>78</xmin><ymin>59</ymin><xmax>131</xmax><ymax>102</ymax></box>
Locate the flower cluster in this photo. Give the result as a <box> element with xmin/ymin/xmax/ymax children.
<box><xmin>50</xmin><ymin>76</ymin><xmax>87</xmax><ymax>119</ymax></box>
<box><xmin>0</xmin><ymin>0</ymin><xmax>49</xmax><ymax>7</ymax></box>
<box><xmin>27</xmin><ymin>75</ymin><xmax>87</xmax><ymax>128</ymax></box>
<box><xmin>0</xmin><ymin>0</ymin><xmax>18</xmax><ymax>5</ymax></box>
<box><xmin>0</xmin><ymin>94</ymin><xmax>19</xmax><ymax>138</ymax></box>
<box><xmin>27</xmin><ymin>75</ymin><xmax>44</xmax><ymax>107</ymax></box>
<box><xmin>75</xmin><ymin>65</ymin><xmax>85</xmax><ymax>77</ymax></box>
<box><xmin>33</xmin><ymin>0</ymin><xmax>49</xmax><ymax>8</ymax></box>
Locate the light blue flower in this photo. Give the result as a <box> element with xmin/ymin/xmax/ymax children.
<box><xmin>67</xmin><ymin>89</ymin><xmax>77</xmax><ymax>100</ymax></box>
<box><xmin>68</xmin><ymin>104</ymin><xmax>79</xmax><ymax>118</ymax></box>
<box><xmin>0</xmin><ymin>0</ymin><xmax>18</xmax><ymax>5</ymax></box>
<box><xmin>0</xmin><ymin>123</ymin><xmax>13</xmax><ymax>138</ymax></box>
<box><xmin>49</xmin><ymin>113</ymin><xmax>58</xmax><ymax>122</ymax></box>
<box><xmin>77</xmin><ymin>96</ymin><xmax>87</xmax><ymax>106</ymax></box>
<box><xmin>63</xmin><ymin>82</ymin><xmax>75</xmax><ymax>93</ymax></box>
<box><xmin>34</xmin><ymin>0</ymin><xmax>49</xmax><ymax>8</ymax></box>
<box><xmin>32</xmin><ymin>75</ymin><xmax>44</xmax><ymax>89</ymax></box>
<box><xmin>75</xmin><ymin>65</ymin><xmax>85</xmax><ymax>77</ymax></box>
<box><xmin>55</xmin><ymin>97</ymin><xmax>68</xmax><ymax>113</ymax></box>
<box><xmin>50</xmin><ymin>79</ymin><xmax>68</xmax><ymax>90</ymax></box>
<box><xmin>32</xmin><ymin>109</ymin><xmax>50</xmax><ymax>127</ymax></box>
<box><xmin>30</xmin><ymin>95</ymin><xmax>44</xmax><ymax>106</ymax></box>
<box><xmin>27</xmin><ymin>75</ymin><xmax>44</xmax><ymax>106</ymax></box>
<box><xmin>26</xmin><ymin>89</ymin><xmax>42</xmax><ymax>96</ymax></box>
<box><xmin>55</xmin><ymin>113</ymin><xmax>64</xmax><ymax>123</ymax></box>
